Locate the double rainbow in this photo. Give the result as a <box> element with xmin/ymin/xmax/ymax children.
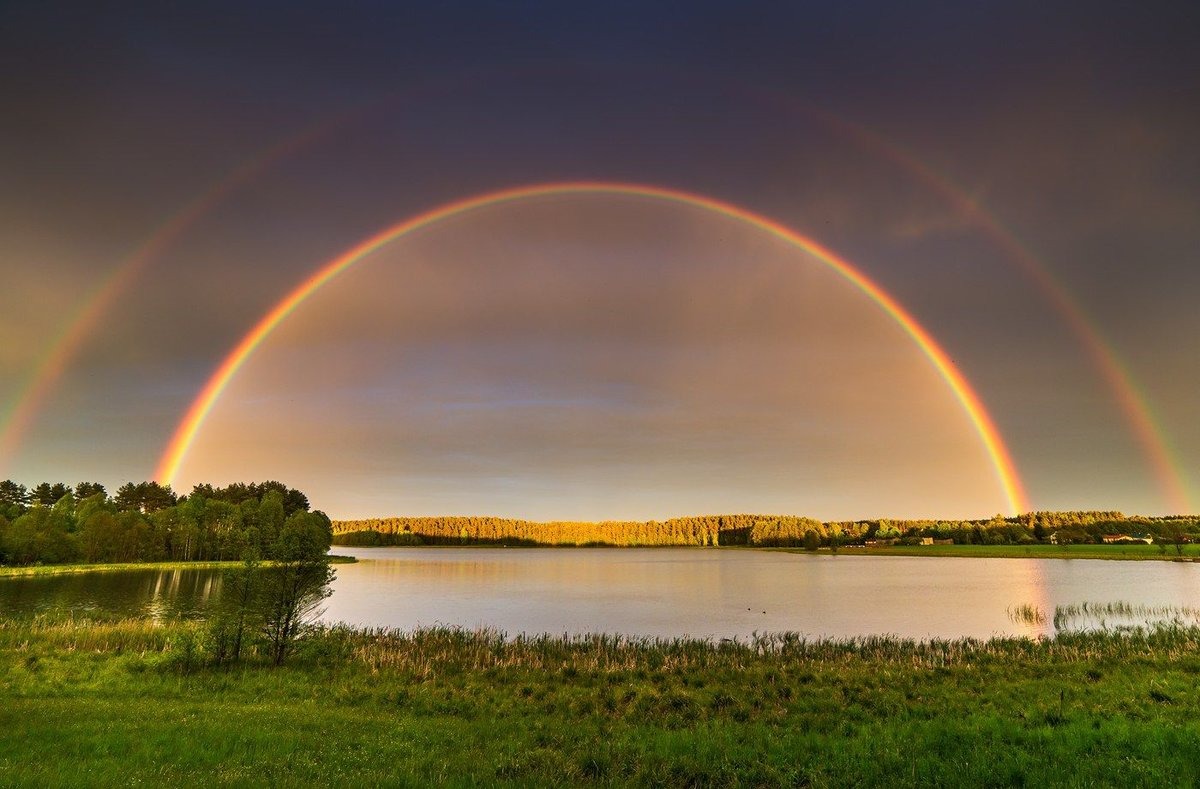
<box><xmin>2</xmin><ymin>92</ymin><xmax>1189</xmax><ymax>513</ymax></box>
<box><xmin>153</xmin><ymin>181</ymin><xmax>1029</xmax><ymax>513</ymax></box>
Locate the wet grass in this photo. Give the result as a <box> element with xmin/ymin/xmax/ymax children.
<box><xmin>3</xmin><ymin>616</ymin><xmax>1200</xmax><ymax>785</ymax></box>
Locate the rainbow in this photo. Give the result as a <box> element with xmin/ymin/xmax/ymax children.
<box><xmin>3</xmin><ymin>86</ymin><xmax>1187</xmax><ymax>513</ymax></box>
<box><xmin>748</xmin><ymin>91</ymin><xmax>1193</xmax><ymax>512</ymax></box>
<box><xmin>0</xmin><ymin>120</ymin><xmax>343</xmax><ymax>474</ymax></box>
<box><xmin>155</xmin><ymin>181</ymin><xmax>1029</xmax><ymax>513</ymax></box>
<box><xmin>0</xmin><ymin>69</ymin><xmax>502</xmax><ymax>474</ymax></box>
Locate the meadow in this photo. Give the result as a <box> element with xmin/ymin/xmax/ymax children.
<box><xmin>2</xmin><ymin>616</ymin><xmax>1199</xmax><ymax>785</ymax></box>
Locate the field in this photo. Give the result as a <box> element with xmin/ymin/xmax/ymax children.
<box><xmin>2</xmin><ymin>617</ymin><xmax>1199</xmax><ymax>785</ymax></box>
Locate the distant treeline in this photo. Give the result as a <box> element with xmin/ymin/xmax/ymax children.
<box><xmin>0</xmin><ymin>479</ymin><xmax>327</xmax><ymax>566</ymax></box>
<box><xmin>333</xmin><ymin>510</ymin><xmax>1200</xmax><ymax>548</ymax></box>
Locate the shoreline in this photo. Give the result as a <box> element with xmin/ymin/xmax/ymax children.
<box><xmin>0</xmin><ymin>555</ymin><xmax>357</xmax><ymax>579</ymax></box>
<box><xmin>2</xmin><ymin>544</ymin><xmax>1192</xmax><ymax>579</ymax></box>
<box><xmin>333</xmin><ymin>542</ymin><xmax>1196</xmax><ymax>561</ymax></box>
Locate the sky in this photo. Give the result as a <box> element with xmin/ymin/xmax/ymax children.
<box><xmin>1</xmin><ymin>1</ymin><xmax>1198</xmax><ymax>520</ymax></box>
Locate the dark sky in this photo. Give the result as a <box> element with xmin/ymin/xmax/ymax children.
<box><xmin>2</xmin><ymin>1</ymin><xmax>1198</xmax><ymax>518</ymax></box>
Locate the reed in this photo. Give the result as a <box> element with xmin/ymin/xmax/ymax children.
<box><xmin>5</xmin><ymin>614</ymin><xmax>1200</xmax><ymax>785</ymax></box>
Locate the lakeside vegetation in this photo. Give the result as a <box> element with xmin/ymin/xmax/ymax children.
<box><xmin>0</xmin><ymin>479</ymin><xmax>339</xmax><ymax>666</ymax></box>
<box><xmin>3</xmin><ymin>615</ymin><xmax>1200</xmax><ymax>784</ymax></box>
<box><xmin>5</xmin><ymin>478</ymin><xmax>1195</xmax><ymax>564</ymax></box>
<box><xmin>0</xmin><ymin>555</ymin><xmax>356</xmax><ymax>579</ymax></box>
<box><xmin>0</xmin><ymin>479</ymin><xmax>318</xmax><ymax>566</ymax></box>
<box><xmin>793</xmin><ymin>543</ymin><xmax>1200</xmax><ymax>561</ymax></box>
<box><xmin>0</xmin><ymin>559</ymin><xmax>255</xmax><ymax>578</ymax></box>
<box><xmin>5</xmin><ymin>481</ymin><xmax>1200</xmax><ymax>782</ymax></box>
<box><xmin>334</xmin><ymin>510</ymin><xmax>1200</xmax><ymax>550</ymax></box>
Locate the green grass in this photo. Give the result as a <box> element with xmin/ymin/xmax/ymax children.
<box><xmin>0</xmin><ymin>560</ymin><xmax>253</xmax><ymax>578</ymax></box>
<box><xmin>0</xmin><ymin>556</ymin><xmax>357</xmax><ymax>578</ymax></box>
<box><xmin>782</xmin><ymin>543</ymin><xmax>1196</xmax><ymax>561</ymax></box>
<box><xmin>2</xmin><ymin>617</ymin><xmax>1200</xmax><ymax>785</ymax></box>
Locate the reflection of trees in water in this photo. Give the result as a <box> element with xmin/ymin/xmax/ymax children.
<box><xmin>0</xmin><ymin>569</ymin><xmax>227</xmax><ymax>620</ymax></box>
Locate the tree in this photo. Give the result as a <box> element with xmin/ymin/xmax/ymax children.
<box><xmin>803</xmin><ymin>529</ymin><xmax>821</xmax><ymax>552</ymax></box>
<box><xmin>258</xmin><ymin>510</ymin><xmax>335</xmax><ymax>665</ymax></box>
<box><xmin>0</xmin><ymin>480</ymin><xmax>30</xmax><ymax>512</ymax></box>
<box><xmin>1164</xmin><ymin>521</ymin><xmax>1189</xmax><ymax>557</ymax></box>
<box><xmin>74</xmin><ymin>482</ymin><xmax>106</xmax><ymax>501</ymax></box>
<box><xmin>828</xmin><ymin>528</ymin><xmax>844</xmax><ymax>554</ymax></box>
<box><xmin>115</xmin><ymin>481</ymin><xmax>177</xmax><ymax>513</ymax></box>
<box><xmin>207</xmin><ymin>551</ymin><xmax>262</xmax><ymax>666</ymax></box>
<box><xmin>33</xmin><ymin>482</ymin><xmax>67</xmax><ymax>507</ymax></box>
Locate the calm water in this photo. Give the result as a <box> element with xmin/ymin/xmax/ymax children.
<box><xmin>0</xmin><ymin>567</ymin><xmax>223</xmax><ymax>622</ymax></box>
<box><xmin>4</xmin><ymin>548</ymin><xmax>1200</xmax><ymax>640</ymax></box>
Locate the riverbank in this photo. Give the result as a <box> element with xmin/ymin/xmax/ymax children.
<box><xmin>1</xmin><ymin>618</ymin><xmax>1198</xmax><ymax>785</ymax></box>
<box><xmin>801</xmin><ymin>543</ymin><xmax>1194</xmax><ymax>561</ymax></box>
<box><xmin>334</xmin><ymin>541</ymin><xmax>1192</xmax><ymax>561</ymax></box>
<box><xmin>0</xmin><ymin>555</ymin><xmax>357</xmax><ymax>578</ymax></box>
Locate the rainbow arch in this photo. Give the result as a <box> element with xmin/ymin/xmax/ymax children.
<box><xmin>795</xmin><ymin>105</ymin><xmax>1193</xmax><ymax>513</ymax></box>
<box><xmin>3</xmin><ymin>83</ymin><xmax>1186</xmax><ymax>513</ymax></box>
<box><xmin>155</xmin><ymin>181</ymin><xmax>1029</xmax><ymax>513</ymax></box>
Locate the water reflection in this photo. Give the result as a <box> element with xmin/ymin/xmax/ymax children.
<box><xmin>0</xmin><ymin>568</ymin><xmax>224</xmax><ymax>621</ymax></box>
<box><xmin>3</xmin><ymin>549</ymin><xmax>1200</xmax><ymax>640</ymax></box>
<box><xmin>323</xmin><ymin>548</ymin><xmax>1200</xmax><ymax>640</ymax></box>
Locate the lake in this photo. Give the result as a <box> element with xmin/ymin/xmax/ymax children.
<box><xmin>4</xmin><ymin>547</ymin><xmax>1200</xmax><ymax>640</ymax></box>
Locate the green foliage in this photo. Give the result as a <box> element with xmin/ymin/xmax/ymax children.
<box><xmin>3</xmin><ymin>479</ymin><xmax>1197</xmax><ymax>561</ymax></box>
<box><xmin>5</xmin><ymin>619</ymin><xmax>1200</xmax><ymax>785</ymax></box>
<box><xmin>206</xmin><ymin>555</ymin><xmax>262</xmax><ymax>666</ymax></box>
<box><xmin>257</xmin><ymin>511</ymin><xmax>335</xmax><ymax>665</ymax></box>
<box><xmin>31</xmin><ymin>482</ymin><xmax>70</xmax><ymax>507</ymax></box>
<box><xmin>0</xmin><ymin>480</ymin><xmax>317</xmax><ymax>567</ymax></box>
<box><xmin>114</xmin><ymin>481</ymin><xmax>178</xmax><ymax>513</ymax></box>
<box><xmin>0</xmin><ymin>480</ymin><xmax>31</xmax><ymax>511</ymax></box>
<box><xmin>73</xmin><ymin>481</ymin><xmax>106</xmax><ymax>501</ymax></box>
<box><xmin>190</xmin><ymin>481</ymin><xmax>309</xmax><ymax>516</ymax></box>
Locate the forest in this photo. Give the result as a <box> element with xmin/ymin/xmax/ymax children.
<box><xmin>333</xmin><ymin>510</ymin><xmax>1200</xmax><ymax>549</ymax></box>
<box><xmin>0</xmin><ymin>479</ymin><xmax>326</xmax><ymax>566</ymax></box>
<box><xmin>4</xmin><ymin>476</ymin><xmax>1197</xmax><ymax>562</ymax></box>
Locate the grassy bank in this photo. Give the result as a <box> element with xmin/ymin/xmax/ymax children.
<box><xmin>2</xmin><ymin>618</ymin><xmax>1199</xmax><ymax>785</ymax></box>
<box><xmin>0</xmin><ymin>555</ymin><xmax>357</xmax><ymax>579</ymax></box>
<box><xmin>791</xmin><ymin>543</ymin><xmax>1195</xmax><ymax>561</ymax></box>
<box><xmin>0</xmin><ymin>560</ymin><xmax>254</xmax><ymax>578</ymax></box>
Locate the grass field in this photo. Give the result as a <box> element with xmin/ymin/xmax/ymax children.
<box><xmin>789</xmin><ymin>543</ymin><xmax>1196</xmax><ymax>561</ymax></box>
<box><xmin>2</xmin><ymin>617</ymin><xmax>1199</xmax><ymax>785</ymax></box>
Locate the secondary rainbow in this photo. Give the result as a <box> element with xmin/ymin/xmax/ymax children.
<box><xmin>0</xmin><ymin>119</ymin><xmax>341</xmax><ymax>473</ymax></box>
<box><xmin>6</xmin><ymin>88</ymin><xmax>1185</xmax><ymax>511</ymax></box>
<box><xmin>156</xmin><ymin>181</ymin><xmax>1029</xmax><ymax>513</ymax></box>
<box><xmin>727</xmin><ymin>77</ymin><xmax>1190</xmax><ymax>511</ymax></box>
<box><xmin>802</xmin><ymin>105</ymin><xmax>1192</xmax><ymax>513</ymax></box>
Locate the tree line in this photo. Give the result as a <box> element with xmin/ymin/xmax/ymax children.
<box><xmin>0</xmin><ymin>479</ymin><xmax>317</xmax><ymax>566</ymax></box>
<box><xmin>333</xmin><ymin>510</ymin><xmax>1200</xmax><ymax>548</ymax></box>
